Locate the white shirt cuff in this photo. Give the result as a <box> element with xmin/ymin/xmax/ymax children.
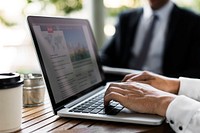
<box><xmin>178</xmin><ymin>77</ymin><xmax>200</xmax><ymax>101</ymax></box>
<box><xmin>166</xmin><ymin>95</ymin><xmax>200</xmax><ymax>132</ymax></box>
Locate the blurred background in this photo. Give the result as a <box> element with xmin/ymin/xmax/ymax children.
<box><xmin>1</xmin><ymin>0</ymin><xmax>200</xmax><ymax>73</ymax></box>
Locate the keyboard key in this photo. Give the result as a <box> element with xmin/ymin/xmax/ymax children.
<box><xmin>90</xmin><ymin>108</ymin><xmax>101</xmax><ymax>114</ymax></box>
<box><xmin>82</xmin><ymin>108</ymin><xmax>93</xmax><ymax>113</ymax></box>
<box><xmin>98</xmin><ymin>109</ymin><xmax>106</xmax><ymax>114</ymax></box>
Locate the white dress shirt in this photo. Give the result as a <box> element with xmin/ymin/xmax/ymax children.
<box><xmin>166</xmin><ymin>77</ymin><xmax>200</xmax><ymax>133</ymax></box>
<box><xmin>131</xmin><ymin>1</ymin><xmax>174</xmax><ymax>74</ymax></box>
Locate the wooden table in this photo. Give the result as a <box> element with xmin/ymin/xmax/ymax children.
<box><xmin>18</xmin><ymin>95</ymin><xmax>175</xmax><ymax>133</ymax></box>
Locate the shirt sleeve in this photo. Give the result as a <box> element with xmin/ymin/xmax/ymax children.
<box><xmin>178</xmin><ymin>77</ymin><xmax>200</xmax><ymax>101</ymax></box>
<box><xmin>166</xmin><ymin>77</ymin><xmax>200</xmax><ymax>133</ymax></box>
<box><xmin>166</xmin><ymin>95</ymin><xmax>200</xmax><ymax>133</ymax></box>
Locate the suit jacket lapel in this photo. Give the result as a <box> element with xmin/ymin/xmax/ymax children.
<box><xmin>127</xmin><ymin>8</ymin><xmax>143</xmax><ymax>48</ymax></box>
<box><xmin>123</xmin><ymin>8</ymin><xmax>143</xmax><ymax>66</ymax></box>
<box><xmin>162</xmin><ymin>4</ymin><xmax>182</xmax><ymax>72</ymax></box>
<box><xmin>164</xmin><ymin>4</ymin><xmax>179</xmax><ymax>55</ymax></box>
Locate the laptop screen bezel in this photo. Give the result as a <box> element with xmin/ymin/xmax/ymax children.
<box><xmin>27</xmin><ymin>16</ymin><xmax>106</xmax><ymax>113</ymax></box>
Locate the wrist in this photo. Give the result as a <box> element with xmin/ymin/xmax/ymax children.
<box><xmin>167</xmin><ymin>78</ymin><xmax>180</xmax><ymax>94</ymax></box>
<box><xmin>157</xmin><ymin>95</ymin><xmax>176</xmax><ymax>116</ymax></box>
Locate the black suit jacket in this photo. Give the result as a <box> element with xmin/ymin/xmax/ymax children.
<box><xmin>100</xmin><ymin>4</ymin><xmax>200</xmax><ymax>78</ymax></box>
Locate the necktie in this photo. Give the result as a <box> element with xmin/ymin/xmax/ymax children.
<box><xmin>133</xmin><ymin>14</ymin><xmax>158</xmax><ymax>69</ymax></box>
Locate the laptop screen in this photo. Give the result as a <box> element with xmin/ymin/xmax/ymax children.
<box><xmin>27</xmin><ymin>16</ymin><xmax>105</xmax><ymax>111</ymax></box>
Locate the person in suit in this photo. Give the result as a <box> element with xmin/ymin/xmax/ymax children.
<box><xmin>100</xmin><ymin>0</ymin><xmax>200</xmax><ymax>79</ymax></box>
<box><xmin>104</xmin><ymin>71</ymin><xmax>200</xmax><ymax>132</ymax></box>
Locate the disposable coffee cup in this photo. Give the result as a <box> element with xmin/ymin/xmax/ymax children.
<box><xmin>0</xmin><ymin>73</ymin><xmax>23</xmax><ymax>133</ymax></box>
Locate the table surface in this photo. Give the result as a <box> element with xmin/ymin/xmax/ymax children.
<box><xmin>17</xmin><ymin>94</ymin><xmax>175</xmax><ymax>133</ymax></box>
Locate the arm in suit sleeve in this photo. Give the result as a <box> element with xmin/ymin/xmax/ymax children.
<box><xmin>100</xmin><ymin>13</ymin><xmax>125</xmax><ymax>67</ymax></box>
<box><xmin>163</xmin><ymin>7</ymin><xmax>200</xmax><ymax>78</ymax></box>
<box><xmin>166</xmin><ymin>77</ymin><xmax>200</xmax><ymax>132</ymax></box>
<box><xmin>100</xmin><ymin>29</ymin><xmax>118</xmax><ymax>67</ymax></box>
<box><xmin>100</xmin><ymin>9</ymin><xmax>140</xmax><ymax>68</ymax></box>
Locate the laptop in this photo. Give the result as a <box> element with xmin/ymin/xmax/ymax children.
<box><xmin>27</xmin><ymin>15</ymin><xmax>164</xmax><ymax>125</ymax></box>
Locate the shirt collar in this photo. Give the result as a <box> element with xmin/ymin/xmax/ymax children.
<box><xmin>143</xmin><ymin>1</ymin><xmax>174</xmax><ymax>20</ymax></box>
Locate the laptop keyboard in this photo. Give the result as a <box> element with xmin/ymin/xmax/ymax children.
<box><xmin>69</xmin><ymin>93</ymin><xmax>124</xmax><ymax>115</ymax></box>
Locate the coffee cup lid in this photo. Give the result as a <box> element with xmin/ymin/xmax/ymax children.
<box><xmin>0</xmin><ymin>73</ymin><xmax>24</xmax><ymax>89</ymax></box>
